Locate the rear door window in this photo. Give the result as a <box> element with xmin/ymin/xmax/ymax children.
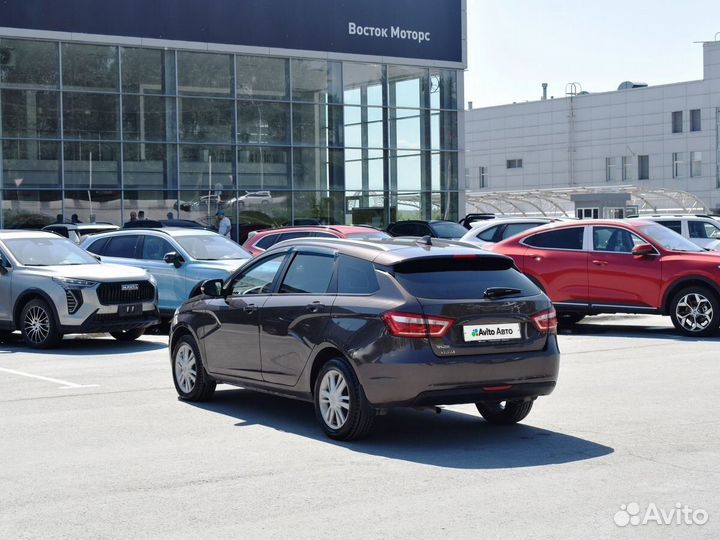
<box><xmin>279</xmin><ymin>253</ymin><xmax>335</xmax><ymax>294</ymax></box>
<box><xmin>656</xmin><ymin>221</ymin><xmax>682</xmax><ymax>234</ymax></box>
<box><xmin>85</xmin><ymin>237</ymin><xmax>109</xmax><ymax>255</ymax></box>
<box><xmin>524</xmin><ymin>227</ymin><xmax>584</xmax><ymax>250</ymax></box>
<box><xmin>337</xmin><ymin>255</ymin><xmax>379</xmax><ymax>294</ymax></box>
<box><xmin>502</xmin><ymin>222</ymin><xmax>542</xmax><ymax>239</ymax></box>
<box><xmin>255</xmin><ymin>234</ymin><xmax>280</xmax><ymax>250</ymax></box>
<box><xmin>104</xmin><ymin>235</ymin><xmax>140</xmax><ymax>258</ymax></box>
<box><xmin>394</xmin><ymin>257</ymin><xmax>540</xmax><ymax>299</ymax></box>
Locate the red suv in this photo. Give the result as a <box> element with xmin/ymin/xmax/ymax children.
<box><xmin>489</xmin><ymin>219</ymin><xmax>720</xmax><ymax>337</ymax></box>
<box><xmin>242</xmin><ymin>225</ymin><xmax>390</xmax><ymax>256</ymax></box>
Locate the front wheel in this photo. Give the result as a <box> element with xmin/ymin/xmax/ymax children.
<box><xmin>314</xmin><ymin>358</ymin><xmax>375</xmax><ymax>441</ymax></box>
<box><xmin>476</xmin><ymin>400</ymin><xmax>534</xmax><ymax>425</ymax></box>
<box><xmin>669</xmin><ymin>286</ymin><xmax>720</xmax><ymax>337</ymax></box>
<box><xmin>172</xmin><ymin>335</ymin><xmax>216</xmax><ymax>401</ymax></box>
<box><xmin>20</xmin><ymin>299</ymin><xmax>61</xmax><ymax>349</ymax></box>
<box><xmin>110</xmin><ymin>328</ymin><xmax>145</xmax><ymax>342</ymax></box>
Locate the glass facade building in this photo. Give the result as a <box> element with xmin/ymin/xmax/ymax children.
<box><xmin>0</xmin><ymin>37</ymin><xmax>462</xmax><ymax>237</ymax></box>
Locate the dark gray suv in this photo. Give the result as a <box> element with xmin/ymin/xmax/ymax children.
<box><xmin>169</xmin><ymin>238</ymin><xmax>560</xmax><ymax>440</ymax></box>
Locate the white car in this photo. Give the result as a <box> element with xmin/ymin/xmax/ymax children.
<box><xmin>630</xmin><ymin>215</ymin><xmax>720</xmax><ymax>251</ymax></box>
<box><xmin>460</xmin><ymin>218</ymin><xmax>554</xmax><ymax>247</ymax></box>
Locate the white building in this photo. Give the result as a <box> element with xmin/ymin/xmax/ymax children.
<box><xmin>465</xmin><ymin>40</ymin><xmax>720</xmax><ymax>213</ymax></box>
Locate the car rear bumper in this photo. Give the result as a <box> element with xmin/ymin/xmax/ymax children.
<box><xmin>355</xmin><ymin>335</ymin><xmax>560</xmax><ymax>407</ymax></box>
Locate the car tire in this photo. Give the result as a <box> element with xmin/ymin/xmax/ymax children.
<box><xmin>110</xmin><ymin>328</ymin><xmax>145</xmax><ymax>342</ymax></box>
<box><xmin>314</xmin><ymin>358</ymin><xmax>375</xmax><ymax>441</ymax></box>
<box><xmin>557</xmin><ymin>312</ymin><xmax>585</xmax><ymax>326</ymax></box>
<box><xmin>20</xmin><ymin>299</ymin><xmax>62</xmax><ymax>349</ymax></box>
<box><xmin>670</xmin><ymin>286</ymin><xmax>720</xmax><ymax>337</ymax></box>
<box><xmin>171</xmin><ymin>334</ymin><xmax>216</xmax><ymax>401</ymax></box>
<box><xmin>476</xmin><ymin>399</ymin><xmax>534</xmax><ymax>425</ymax></box>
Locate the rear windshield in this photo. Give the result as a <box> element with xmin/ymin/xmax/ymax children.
<box><xmin>431</xmin><ymin>222</ymin><xmax>468</xmax><ymax>239</ymax></box>
<box><xmin>393</xmin><ymin>257</ymin><xmax>541</xmax><ymax>299</ymax></box>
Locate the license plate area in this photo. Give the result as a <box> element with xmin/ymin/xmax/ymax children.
<box><xmin>118</xmin><ymin>303</ymin><xmax>142</xmax><ymax>317</ymax></box>
<box><xmin>463</xmin><ymin>323</ymin><xmax>522</xmax><ymax>342</ymax></box>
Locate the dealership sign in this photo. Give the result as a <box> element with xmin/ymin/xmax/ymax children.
<box><xmin>0</xmin><ymin>0</ymin><xmax>463</xmax><ymax>63</ymax></box>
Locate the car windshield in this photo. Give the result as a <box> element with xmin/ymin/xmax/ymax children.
<box><xmin>4</xmin><ymin>237</ymin><xmax>99</xmax><ymax>266</ymax></box>
<box><xmin>345</xmin><ymin>231</ymin><xmax>391</xmax><ymax>240</ymax></box>
<box><xmin>431</xmin><ymin>222</ymin><xmax>468</xmax><ymax>239</ymax></box>
<box><xmin>636</xmin><ymin>224</ymin><xmax>704</xmax><ymax>252</ymax></box>
<box><xmin>175</xmin><ymin>235</ymin><xmax>251</xmax><ymax>260</ymax></box>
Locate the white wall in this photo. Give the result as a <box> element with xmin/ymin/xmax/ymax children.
<box><xmin>465</xmin><ymin>41</ymin><xmax>720</xmax><ymax>211</ymax></box>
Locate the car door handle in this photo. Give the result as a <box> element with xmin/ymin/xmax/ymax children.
<box><xmin>243</xmin><ymin>304</ymin><xmax>258</xmax><ymax>313</ymax></box>
<box><xmin>306</xmin><ymin>302</ymin><xmax>325</xmax><ymax>313</ymax></box>
<box><xmin>592</xmin><ymin>260</ymin><xmax>609</xmax><ymax>266</ymax></box>
<box><xmin>532</xmin><ymin>256</ymin><xmax>543</xmax><ymax>262</ymax></box>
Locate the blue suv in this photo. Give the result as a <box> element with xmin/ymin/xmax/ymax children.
<box><xmin>82</xmin><ymin>229</ymin><xmax>251</xmax><ymax>317</ymax></box>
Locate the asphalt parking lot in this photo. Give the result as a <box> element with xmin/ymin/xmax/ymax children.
<box><xmin>1</xmin><ymin>315</ymin><xmax>718</xmax><ymax>540</ymax></box>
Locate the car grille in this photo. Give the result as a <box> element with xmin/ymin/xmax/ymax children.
<box><xmin>96</xmin><ymin>281</ymin><xmax>155</xmax><ymax>305</ymax></box>
<box><xmin>66</xmin><ymin>289</ymin><xmax>82</xmax><ymax>314</ymax></box>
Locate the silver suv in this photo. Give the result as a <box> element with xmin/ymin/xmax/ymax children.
<box><xmin>0</xmin><ymin>231</ymin><xmax>159</xmax><ymax>348</ymax></box>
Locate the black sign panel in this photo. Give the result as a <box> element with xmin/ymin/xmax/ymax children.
<box><xmin>0</xmin><ymin>0</ymin><xmax>463</xmax><ymax>63</ymax></box>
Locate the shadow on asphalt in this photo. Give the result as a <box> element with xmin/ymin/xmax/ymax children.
<box><xmin>189</xmin><ymin>388</ymin><xmax>614</xmax><ymax>469</ymax></box>
<box><xmin>560</xmin><ymin>322</ymin><xmax>720</xmax><ymax>342</ymax></box>
<box><xmin>0</xmin><ymin>332</ymin><xmax>167</xmax><ymax>356</ymax></box>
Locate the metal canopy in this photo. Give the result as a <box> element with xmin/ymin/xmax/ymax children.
<box><xmin>463</xmin><ymin>186</ymin><xmax>709</xmax><ymax>217</ymax></box>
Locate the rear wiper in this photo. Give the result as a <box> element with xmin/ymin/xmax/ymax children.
<box><xmin>484</xmin><ymin>287</ymin><xmax>522</xmax><ymax>299</ymax></box>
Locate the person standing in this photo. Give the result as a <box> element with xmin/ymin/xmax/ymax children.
<box><xmin>216</xmin><ymin>209</ymin><xmax>231</xmax><ymax>238</ymax></box>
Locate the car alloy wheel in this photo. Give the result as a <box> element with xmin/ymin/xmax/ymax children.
<box><xmin>318</xmin><ymin>369</ymin><xmax>351</xmax><ymax>430</ymax></box>
<box><xmin>675</xmin><ymin>292</ymin><xmax>714</xmax><ymax>333</ymax></box>
<box><xmin>174</xmin><ymin>343</ymin><xmax>197</xmax><ymax>394</ymax></box>
<box><xmin>24</xmin><ymin>305</ymin><xmax>51</xmax><ymax>345</ymax></box>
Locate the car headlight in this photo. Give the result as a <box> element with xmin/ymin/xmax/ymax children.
<box><xmin>171</xmin><ymin>307</ymin><xmax>180</xmax><ymax>326</ymax></box>
<box><xmin>53</xmin><ymin>277</ymin><xmax>98</xmax><ymax>289</ymax></box>
<box><xmin>147</xmin><ymin>273</ymin><xmax>157</xmax><ymax>285</ymax></box>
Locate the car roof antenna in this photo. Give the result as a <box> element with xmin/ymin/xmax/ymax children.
<box><xmin>419</xmin><ymin>235</ymin><xmax>433</xmax><ymax>246</ymax></box>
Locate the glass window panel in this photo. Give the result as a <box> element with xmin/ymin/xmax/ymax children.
<box><xmin>291</xmin><ymin>59</ymin><xmax>341</xmax><ymax>103</ymax></box>
<box><xmin>177</xmin><ymin>51</ymin><xmax>232</xmax><ymax>96</ymax></box>
<box><xmin>62</xmin><ymin>44</ymin><xmax>118</xmax><ymax>91</ymax></box>
<box><xmin>292</xmin><ymin>103</ymin><xmax>342</xmax><ymax>147</ymax></box>
<box><xmin>344</xmin><ymin>149</ymin><xmax>384</xmax><ymax>192</ymax></box>
<box><xmin>343</xmin><ymin>63</ymin><xmax>383</xmax><ymax>106</ymax></box>
<box><xmin>237</xmin><ymin>101</ymin><xmax>289</xmax><ymax>145</ymax></box>
<box><xmin>1</xmin><ymin>189</ymin><xmax>62</xmax><ymax>229</ymax></box>
<box><xmin>390</xmin><ymin>109</ymin><xmax>423</xmax><ymax>150</ymax></box>
<box><xmin>2</xmin><ymin>139</ymin><xmax>60</xmax><ymax>189</ymax></box>
<box><xmin>123</xmin><ymin>190</ymin><xmax>178</xmax><ymax>224</ymax></box>
<box><xmin>431</xmin><ymin>152</ymin><xmax>459</xmax><ymax>190</ymax></box>
<box><xmin>293</xmin><ymin>148</ymin><xmax>344</xmax><ymax>190</ymax></box>
<box><xmin>392</xmin><ymin>150</ymin><xmax>423</xmax><ymax>191</ymax></box>
<box><xmin>179</xmin><ymin>144</ymin><xmax>234</xmax><ymax>190</ymax></box>
<box><xmin>429</xmin><ymin>69</ymin><xmax>458</xmax><ymax>110</ymax></box>
<box><xmin>121</xmin><ymin>47</ymin><xmax>168</xmax><ymax>94</ymax></box>
<box><xmin>63</xmin><ymin>92</ymin><xmax>118</xmax><ymax>140</ymax></box>
<box><xmin>122</xmin><ymin>95</ymin><xmax>172</xmax><ymax>141</ymax></box>
<box><xmin>344</xmin><ymin>190</ymin><xmax>389</xmax><ymax>228</ymax></box>
<box><xmin>236</xmin><ymin>56</ymin><xmax>288</xmax><ymax>100</ymax></box>
<box><xmin>237</xmin><ymin>146</ymin><xmax>291</xmax><ymax>189</ymax></box>
<box><xmin>431</xmin><ymin>110</ymin><xmax>458</xmax><ymax>150</ymax></box>
<box><xmin>179</xmin><ymin>98</ymin><xmax>233</xmax><ymax>143</ymax></box>
<box><xmin>388</xmin><ymin>66</ymin><xmax>428</xmax><ymax>109</ymax></box>
<box><xmin>123</xmin><ymin>143</ymin><xmax>177</xmax><ymax>189</ymax></box>
<box><xmin>1</xmin><ymin>89</ymin><xmax>59</xmax><ymax>137</ymax></box>
<box><xmin>344</xmin><ymin>106</ymin><xmax>385</xmax><ymax>148</ymax></box>
<box><xmin>0</xmin><ymin>39</ymin><xmax>58</xmax><ymax>88</ymax></box>
<box><xmin>63</xmin><ymin>189</ymin><xmax>121</xmax><ymax>225</ymax></box>
<box><xmin>63</xmin><ymin>142</ymin><xmax>119</xmax><ymax>188</ymax></box>
<box><xmin>293</xmin><ymin>191</ymin><xmax>345</xmax><ymax>225</ymax></box>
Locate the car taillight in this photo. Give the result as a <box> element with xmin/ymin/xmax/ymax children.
<box><xmin>531</xmin><ymin>308</ymin><xmax>557</xmax><ymax>334</ymax></box>
<box><xmin>382</xmin><ymin>311</ymin><xmax>454</xmax><ymax>338</ymax></box>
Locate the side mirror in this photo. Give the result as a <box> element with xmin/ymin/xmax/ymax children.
<box><xmin>632</xmin><ymin>243</ymin><xmax>657</xmax><ymax>258</ymax></box>
<box><xmin>163</xmin><ymin>251</ymin><xmax>184</xmax><ymax>268</ymax></box>
<box><xmin>200</xmin><ymin>278</ymin><xmax>225</xmax><ymax>298</ymax></box>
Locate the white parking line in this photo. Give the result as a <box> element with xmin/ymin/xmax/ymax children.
<box><xmin>0</xmin><ymin>367</ymin><xmax>99</xmax><ymax>390</ymax></box>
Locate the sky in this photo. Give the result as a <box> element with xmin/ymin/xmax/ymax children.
<box><xmin>464</xmin><ymin>0</ymin><xmax>720</xmax><ymax>108</ymax></box>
